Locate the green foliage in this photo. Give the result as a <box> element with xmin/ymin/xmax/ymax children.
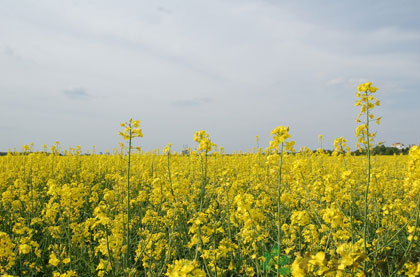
<box><xmin>261</xmin><ymin>245</ymin><xmax>291</xmax><ymax>275</ymax></box>
<box><xmin>352</xmin><ymin>145</ymin><xmax>410</xmax><ymax>156</ymax></box>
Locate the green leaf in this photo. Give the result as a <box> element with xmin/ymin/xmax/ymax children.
<box><xmin>271</xmin><ymin>244</ymin><xmax>280</xmax><ymax>256</ymax></box>
<box><xmin>261</xmin><ymin>251</ymin><xmax>272</xmax><ymax>271</ymax></box>
<box><xmin>261</xmin><ymin>260</ymin><xmax>270</xmax><ymax>271</ymax></box>
<box><xmin>278</xmin><ymin>266</ymin><xmax>291</xmax><ymax>275</ymax></box>
<box><xmin>261</xmin><ymin>245</ymin><xmax>291</xmax><ymax>273</ymax></box>
<box><xmin>276</xmin><ymin>255</ymin><xmax>290</xmax><ymax>266</ymax></box>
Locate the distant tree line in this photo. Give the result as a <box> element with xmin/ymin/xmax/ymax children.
<box><xmin>0</xmin><ymin>145</ymin><xmax>412</xmax><ymax>157</ymax></box>
<box><xmin>307</xmin><ymin>145</ymin><xmax>410</xmax><ymax>156</ymax></box>
<box><xmin>0</xmin><ymin>151</ymin><xmax>61</xmax><ymax>156</ymax></box>
<box><xmin>351</xmin><ymin>145</ymin><xmax>410</xmax><ymax>156</ymax></box>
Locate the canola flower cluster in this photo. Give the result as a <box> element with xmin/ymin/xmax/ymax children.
<box><xmin>0</xmin><ymin>83</ymin><xmax>420</xmax><ymax>276</ymax></box>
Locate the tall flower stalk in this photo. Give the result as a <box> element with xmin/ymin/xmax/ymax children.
<box><xmin>354</xmin><ymin>82</ymin><xmax>380</xmax><ymax>253</ymax></box>
<box><xmin>192</xmin><ymin>130</ymin><xmax>215</xmax><ymax>274</ymax></box>
<box><xmin>119</xmin><ymin>118</ymin><xmax>143</xmax><ymax>270</ymax></box>
<box><xmin>268</xmin><ymin>126</ymin><xmax>295</xmax><ymax>277</ymax></box>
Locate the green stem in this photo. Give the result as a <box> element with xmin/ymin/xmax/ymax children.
<box><xmin>277</xmin><ymin>142</ymin><xmax>284</xmax><ymax>277</ymax></box>
<box><xmin>363</xmin><ymin>90</ymin><xmax>371</xmax><ymax>254</ymax></box>
<box><xmin>126</xmin><ymin>127</ymin><xmax>132</xmax><ymax>269</ymax></box>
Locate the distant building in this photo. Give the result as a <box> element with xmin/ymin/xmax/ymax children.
<box><xmin>391</xmin><ymin>142</ymin><xmax>405</xmax><ymax>150</ymax></box>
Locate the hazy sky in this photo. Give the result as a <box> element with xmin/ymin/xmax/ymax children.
<box><xmin>1</xmin><ymin>0</ymin><xmax>419</xmax><ymax>153</ymax></box>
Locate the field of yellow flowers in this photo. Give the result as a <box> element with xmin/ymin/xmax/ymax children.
<box><xmin>1</xmin><ymin>83</ymin><xmax>419</xmax><ymax>276</ymax></box>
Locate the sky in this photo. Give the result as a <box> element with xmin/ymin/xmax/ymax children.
<box><xmin>1</xmin><ymin>0</ymin><xmax>420</xmax><ymax>153</ymax></box>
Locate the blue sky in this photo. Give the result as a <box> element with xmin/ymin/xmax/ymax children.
<box><xmin>1</xmin><ymin>0</ymin><xmax>419</xmax><ymax>152</ymax></box>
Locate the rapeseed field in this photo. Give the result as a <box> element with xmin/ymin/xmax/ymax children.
<box><xmin>1</xmin><ymin>83</ymin><xmax>419</xmax><ymax>276</ymax></box>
